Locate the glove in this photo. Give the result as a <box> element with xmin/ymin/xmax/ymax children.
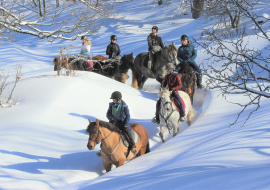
<box><xmin>109</xmin><ymin>119</ymin><xmax>116</xmax><ymax>126</ymax></box>
<box><xmin>113</xmin><ymin>52</ymin><xmax>116</xmax><ymax>56</ymax></box>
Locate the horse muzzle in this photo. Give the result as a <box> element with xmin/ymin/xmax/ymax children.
<box><xmin>87</xmin><ymin>143</ymin><xmax>94</xmax><ymax>150</ymax></box>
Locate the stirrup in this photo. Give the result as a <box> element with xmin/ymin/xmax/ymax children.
<box><xmin>96</xmin><ymin>151</ymin><xmax>101</xmax><ymax>157</ymax></box>
<box><xmin>152</xmin><ymin>117</ymin><xmax>160</xmax><ymax>124</ymax></box>
<box><xmin>180</xmin><ymin>117</ymin><xmax>185</xmax><ymax>122</ymax></box>
<box><xmin>131</xmin><ymin>147</ymin><xmax>137</xmax><ymax>153</ymax></box>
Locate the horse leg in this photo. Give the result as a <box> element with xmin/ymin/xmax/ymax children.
<box><xmin>159</xmin><ymin>124</ymin><xmax>167</xmax><ymax>143</ymax></box>
<box><xmin>139</xmin><ymin>75</ymin><xmax>148</xmax><ymax>89</ymax></box>
<box><xmin>132</xmin><ymin>71</ymin><xmax>140</xmax><ymax>89</ymax></box>
<box><xmin>116</xmin><ymin>160</ymin><xmax>125</xmax><ymax>168</ymax></box>
<box><xmin>103</xmin><ymin>161</ymin><xmax>112</xmax><ymax>173</ymax></box>
<box><xmin>173</xmin><ymin>122</ymin><xmax>179</xmax><ymax>137</ymax></box>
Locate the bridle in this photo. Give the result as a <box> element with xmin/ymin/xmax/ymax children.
<box><xmin>161</xmin><ymin>46</ymin><xmax>178</xmax><ymax>65</ymax></box>
<box><xmin>159</xmin><ymin>95</ymin><xmax>177</xmax><ymax>133</ymax></box>
<box><xmin>88</xmin><ymin>125</ymin><xmax>113</xmax><ymax>145</ymax></box>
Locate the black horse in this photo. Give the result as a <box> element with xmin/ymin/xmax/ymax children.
<box><xmin>131</xmin><ymin>42</ymin><xmax>179</xmax><ymax>89</ymax></box>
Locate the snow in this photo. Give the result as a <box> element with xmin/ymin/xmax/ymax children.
<box><xmin>1</xmin><ymin>0</ymin><xmax>270</xmax><ymax>189</ymax></box>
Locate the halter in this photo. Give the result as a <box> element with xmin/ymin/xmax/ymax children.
<box><xmin>161</xmin><ymin>46</ymin><xmax>177</xmax><ymax>65</ymax></box>
<box><xmin>159</xmin><ymin>96</ymin><xmax>178</xmax><ymax>133</ymax></box>
<box><xmin>88</xmin><ymin>125</ymin><xmax>113</xmax><ymax>144</ymax></box>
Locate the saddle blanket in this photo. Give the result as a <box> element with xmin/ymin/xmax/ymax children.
<box><xmin>121</xmin><ymin>129</ymin><xmax>140</xmax><ymax>147</ymax></box>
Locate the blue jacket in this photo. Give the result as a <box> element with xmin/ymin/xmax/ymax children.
<box><xmin>177</xmin><ymin>42</ymin><xmax>197</xmax><ymax>63</ymax></box>
<box><xmin>106</xmin><ymin>102</ymin><xmax>131</xmax><ymax>129</ymax></box>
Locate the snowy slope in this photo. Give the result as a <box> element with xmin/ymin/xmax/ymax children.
<box><xmin>1</xmin><ymin>0</ymin><xmax>270</xmax><ymax>189</ymax></box>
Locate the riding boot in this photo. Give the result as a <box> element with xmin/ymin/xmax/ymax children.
<box><xmin>148</xmin><ymin>51</ymin><xmax>153</xmax><ymax>70</ymax></box>
<box><xmin>152</xmin><ymin>99</ymin><xmax>161</xmax><ymax>124</ymax></box>
<box><xmin>123</xmin><ymin>127</ymin><xmax>137</xmax><ymax>153</ymax></box>
<box><xmin>196</xmin><ymin>73</ymin><xmax>203</xmax><ymax>89</ymax></box>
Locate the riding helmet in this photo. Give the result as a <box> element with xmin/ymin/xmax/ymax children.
<box><xmin>181</xmin><ymin>35</ymin><xmax>188</xmax><ymax>41</ymax></box>
<box><xmin>110</xmin><ymin>91</ymin><xmax>122</xmax><ymax>99</ymax></box>
<box><xmin>165</xmin><ymin>63</ymin><xmax>175</xmax><ymax>70</ymax></box>
<box><xmin>152</xmin><ymin>26</ymin><xmax>158</xmax><ymax>32</ymax></box>
<box><xmin>110</xmin><ymin>35</ymin><xmax>117</xmax><ymax>40</ymax></box>
<box><xmin>81</xmin><ymin>36</ymin><xmax>87</xmax><ymax>40</ymax></box>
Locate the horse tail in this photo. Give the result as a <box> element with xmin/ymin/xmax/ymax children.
<box><xmin>188</xmin><ymin>107</ymin><xmax>198</xmax><ymax>122</ymax></box>
<box><xmin>132</xmin><ymin>70</ymin><xmax>139</xmax><ymax>89</ymax></box>
<box><xmin>145</xmin><ymin>141</ymin><xmax>150</xmax><ymax>154</ymax></box>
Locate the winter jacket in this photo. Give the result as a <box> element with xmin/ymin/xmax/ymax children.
<box><xmin>81</xmin><ymin>40</ymin><xmax>92</xmax><ymax>57</ymax></box>
<box><xmin>147</xmin><ymin>33</ymin><xmax>164</xmax><ymax>51</ymax></box>
<box><xmin>106</xmin><ymin>101</ymin><xmax>131</xmax><ymax>129</ymax></box>
<box><xmin>177</xmin><ymin>41</ymin><xmax>197</xmax><ymax>63</ymax></box>
<box><xmin>163</xmin><ymin>71</ymin><xmax>182</xmax><ymax>93</ymax></box>
<box><xmin>106</xmin><ymin>43</ymin><xmax>121</xmax><ymax>58</ymax></box>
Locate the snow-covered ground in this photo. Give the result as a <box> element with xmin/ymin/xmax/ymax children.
<box><xmin>1</xmin><ymin>1</ymin><xmax>270</xmax><ymax>189</ymax></box>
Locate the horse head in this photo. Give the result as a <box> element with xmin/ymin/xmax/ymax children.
<box><xmin>86</xmin><ymin>119</ymin><xmax>102</xmax><ymax>150</ymax></box>
<box><xmin>121</xmin><ymin>52</ymin><xmax>134</xmax><ymax>71</ymax></box>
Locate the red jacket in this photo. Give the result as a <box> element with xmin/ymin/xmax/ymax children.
<box><xmin>163</xmin><ymin>71</ymin><xmax>182</xmax><ymax>93</ymax></box>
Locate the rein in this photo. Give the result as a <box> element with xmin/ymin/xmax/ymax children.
<box><xmin>159</xmin><ymin>97</ymin><xmax>178</xmax><ymax>134</ymax></box>
<box><xmin>89</xmin><ymin>125</ymin><xmax>121</xmax><ymax>165</ymax></box>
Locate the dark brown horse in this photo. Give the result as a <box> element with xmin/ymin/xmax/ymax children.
<box><xmin>178</xmin><ymin>65</ymin><xmax>196</xmax><ymax>104</ymax></box>
<box><xmin>86</xmin><ymin>119</ymin><xmax>150</xmax><ymax>172</ymax></box>
<box><xmin>53</xmin><ymin>56</ymin><xmax>78</xmax><ymax>71</ymax></box>
<box><xmin>112</xmin><ymin>53</ymin><xmax>134</xmax><ymax>84</ymax></box>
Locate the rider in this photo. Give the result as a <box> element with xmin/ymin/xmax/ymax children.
<box><xmin>106</xmin><ymin>35</ymin><xmax>121</xmax><ymax>76</ymax></box>
<box><xmin>176</xmin><ymin>35</ymin><xmax>203</xmax><ymax>89</ymax></box>
<box><xmin>77</xmin><ymin>36</ymin><xmax>92</xmax><ymax>71</ymax></box>
<box><xmin>152</xmin><ymin>63</ymin><xmax>185</xmax><ymax>124</ymax></box>
<box><xmin>147</xmin><ymin>26</ymin><xmax>164</xmax><ymax>70</ymax></box>
<box><xmin>96</xmin><ymin>91</ymin><xmax>137</xmax><ymax>157</ymax></box>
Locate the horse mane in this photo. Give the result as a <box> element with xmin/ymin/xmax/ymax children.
<box><xmin>86</xmin><ymin>120</ymin><xmax>120</xmax><ymax>134</ymax></box>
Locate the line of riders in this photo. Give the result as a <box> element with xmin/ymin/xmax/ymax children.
<box><xmin>79</xmin><ymin>26</ymin><xmax>203</xmax><ymax>157</ymax></box>
<box><xmin>77</xmin><ymin>26</ymin><xmax>203</xmax><ymax>91</ymax></box>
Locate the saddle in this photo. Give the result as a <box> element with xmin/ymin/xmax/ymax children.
<box><xmin>170</xmin><ymin>95</ymin><xmax>186</xmax><ymax>112</ymax></box>
<box><xmin>120</xmin><ymin>130</ymin><xmax>140</xmax><ymax>147</ymax></box>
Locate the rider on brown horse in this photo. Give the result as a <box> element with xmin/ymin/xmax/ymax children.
<box><xmin>96</xmin><ymin>91</ymin><xmax>137</xmax><ymax>157</ymax></box>
<box><xmin>152</xmin><ymin>63</ymin><xmax>186</xmax><ymax>124</ymax></box>
<box><xmin>175</xmin><ymin>35</ymin><xmax>203</xmax><ymax>89</ymax></box>
<box><xmin>147</xmin><ymin>26</ymin><xmax>164</xmax><ymax>71</ymax></box>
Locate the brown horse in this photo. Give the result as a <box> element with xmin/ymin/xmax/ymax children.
<box><xmin>53</xmin><ymin>56</ymin><xmax>78</xmax><ymax>71</ymax></box>
<box><xmin>86</xmin><ymin>119</ymin><xmax>150</xmax><ymax>172</ymax></box>
<box><xmin>178</xmin><ymin>65</ymin><xmax>196</xmax><ymax>104</ymax></box>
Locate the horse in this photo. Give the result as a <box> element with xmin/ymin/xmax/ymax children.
<box><xmin>93</xmin><ymin>53</ymin><xmax>134</xmax><ymax>84</ymax></box>
<box><xmin>158</xmin><ymin>86</ymin><xmax>197</xmax><ymax>143</ymax></box>
<box><xmin>112</xmin><ymin>53</ymin><xmax>134</xmax><ymax>84</ymax></box>
<box><xmin>178</xmin><ymin>65</ymin><xmax>197</xmax><ymax>104</ymax></box>
<box><xmin>53</xmin><ymin>56</ymin><xmax>78</xmax><ymax>71</ymax></box>
<box><xmin>86</xmin><ymin>119</ymin><xmax>150</xmax><ymax>172</ymax></box>
<box><xmin>132</xmin><ymin>42</ymin><xmax>179</xmax><ymax>90</ymax></box>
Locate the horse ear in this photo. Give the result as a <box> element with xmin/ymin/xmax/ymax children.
<box><xmin>166</xmin><ymin>85</ymin><xmax>169</xmax><ymax>90</ymax></box>
<box><xmin>131</xmin><ymin>52</ymin><xmax>133</xmax><ymax>57</ymax></box>
<box><xmin>95</xmin><ymin>119</ymin><xmax>99</xmax><ymax>126</ymax></box>
<box><xmin>172</xmin><ymin>41</ymin><xmax>177</xmax><ymax>48</ymax></box>
<box><xmin>88</xmin><ymin>119</ymin><xmax>92</xmax><ymax>123</ymax></box>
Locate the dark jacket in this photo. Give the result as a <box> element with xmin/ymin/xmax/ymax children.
<box><xmin>106</xmin><ymin>43</ymin><xmax>121</xmax><ymax>58</ymax></box>
<box><xmin>177</xmin><ymin>41</ymin><xmax>197</xmax><ymax>63</ymax></box>
<box><xmin>147</xmin><ymin>33</ymin><xmax>164</xmax><ymax>51</ymax></box>
<box><xmin>163</xmin><ymin>71</ymin><xmax>182</xmax><ymax>93</ymax></box>
<box><xmin>106</xmin><ymin>101</ymin><xmax>131</xmax><ymax>128</ymax></box>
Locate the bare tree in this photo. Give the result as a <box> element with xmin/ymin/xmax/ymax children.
<box><xmin>194</xmin><ymin>0</ymin><xmax>270</xmax><ymax>126</ymax></box>
<box><xmin>0</xmin><ymin>0</ymin><xmax>125</xmax><ymax>43</ymax></box>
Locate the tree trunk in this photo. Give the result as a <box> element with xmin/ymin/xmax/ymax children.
<box><xmin>192</xmin><ymin>0</ymin><xmax>204</xmax><ymax>19</ymax></box>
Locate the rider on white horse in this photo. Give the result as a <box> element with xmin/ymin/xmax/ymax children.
<box><xmin>96</xmin><ymin>91</ymin><xmax>137</xmax><ymax>157</ymax></box>
<box><xmin>152</xmin><ymin>63</ymin><xmax>185</xmax><ymax>124</ymax></box>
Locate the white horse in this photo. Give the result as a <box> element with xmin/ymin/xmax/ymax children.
<box><xmin>158</xmin><ymin>86</ymin><xmax>197</xmax><ymax>143</ymax></box>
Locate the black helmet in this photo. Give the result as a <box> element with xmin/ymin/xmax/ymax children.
<box><xmin>81</xmin><ymin>36</ymin><xmax>87</xmax><ymax>40</ymax></box>
<box><xmin>110</xmin><ymin>91</ymin><xmax>122</xmax><ymax>99</ymax></box>
<box><xmin>152</xmin><ymin>26</ymin><xmax>158</xmax><ymax>32</ymax></box>
<box><xmin>110</xmin><ymin>35</ymin><xmax>117</xmax><ymax>40</ymax></box>
<box><xmin>181</xmin><ymin>35</ymin><xmax>188</xmax><ymax>41</ymax></box>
